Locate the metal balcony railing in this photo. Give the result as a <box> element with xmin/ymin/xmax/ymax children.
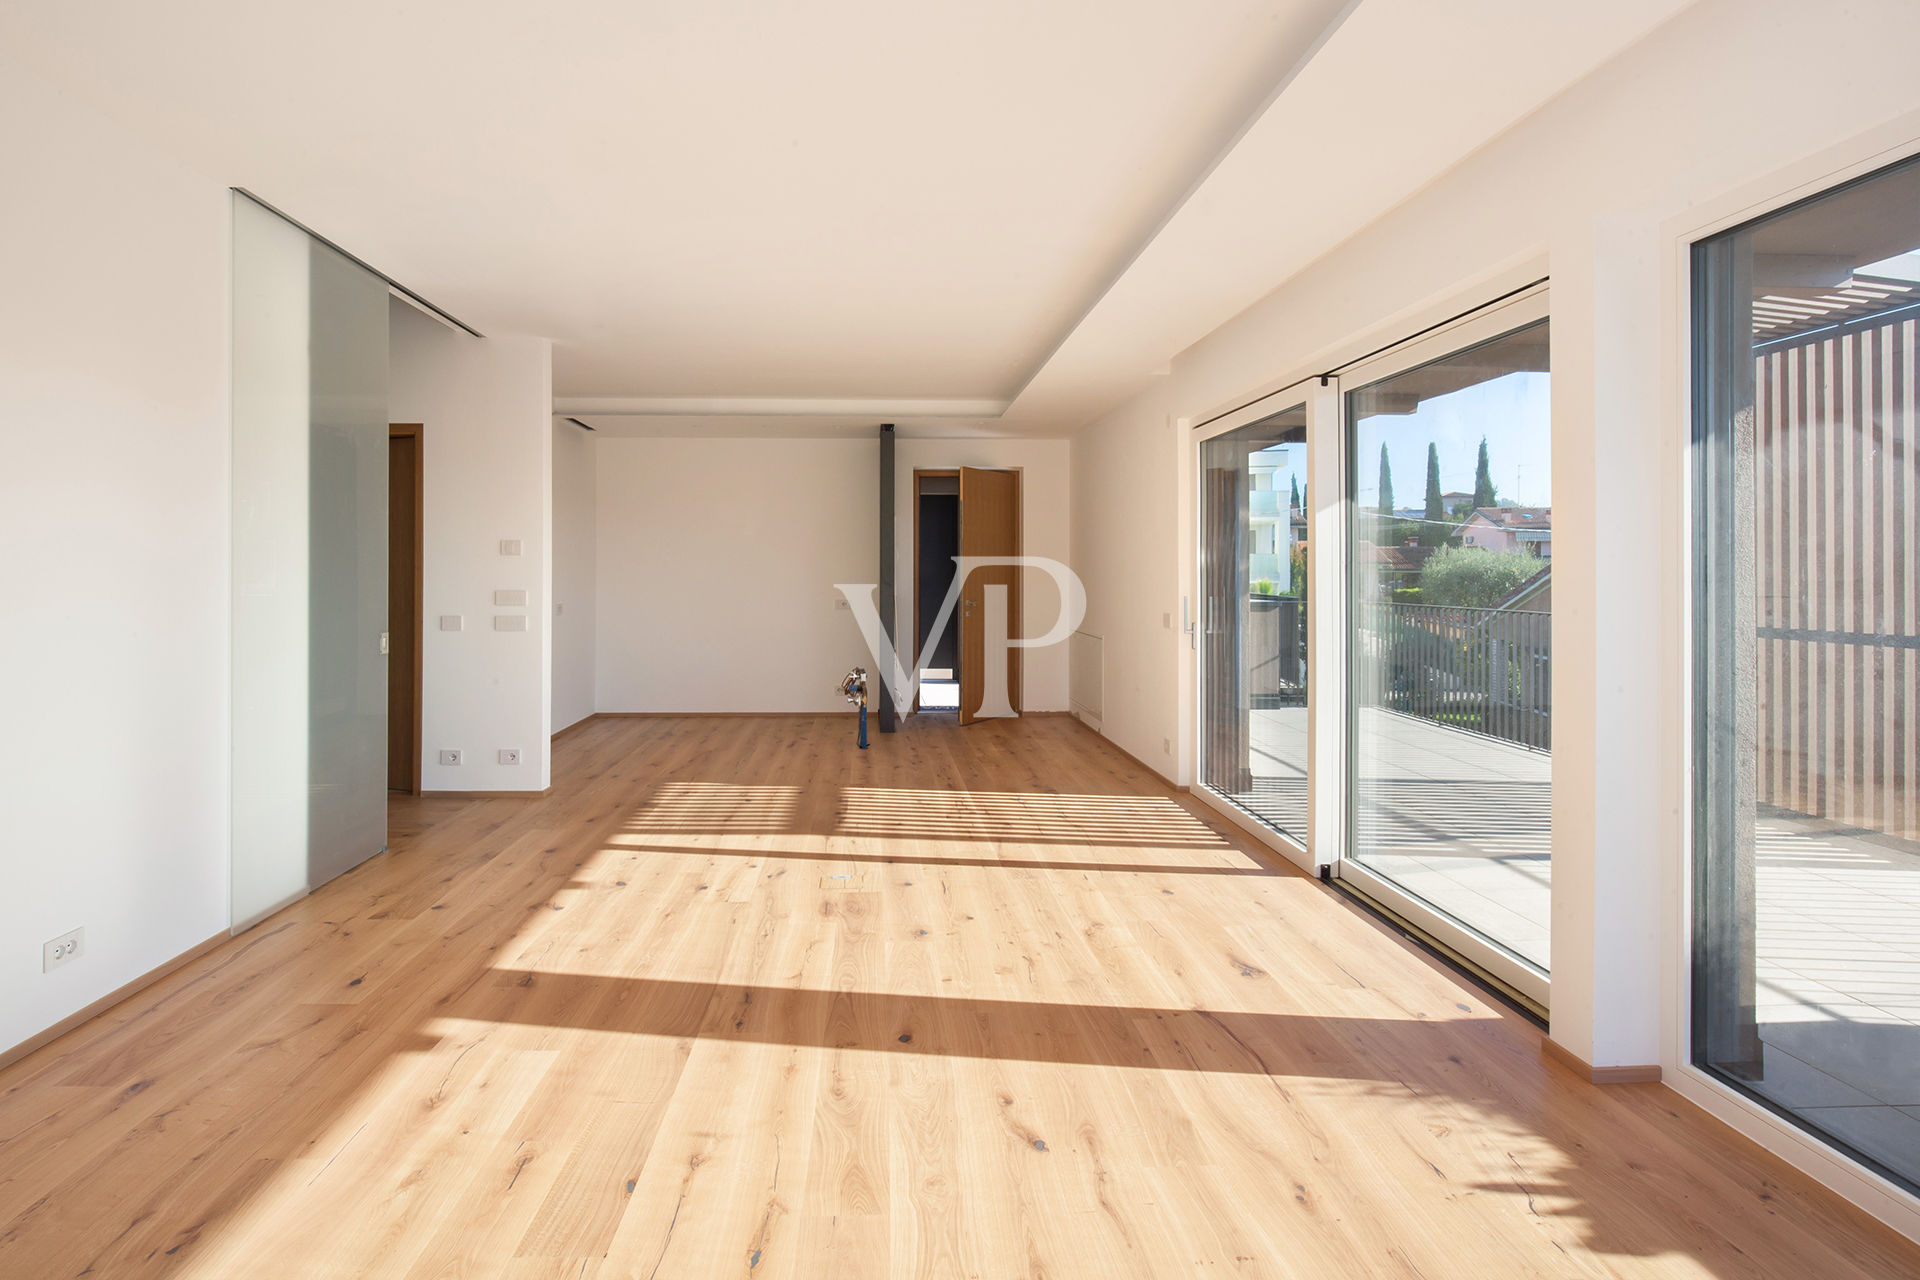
<box><xmin>1355</xmin><ymin>601</ymin><xmax>1552</xmax><ymax>751</ymax></box>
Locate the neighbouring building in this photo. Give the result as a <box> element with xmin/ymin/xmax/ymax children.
<box><xmin>1457</xmin><ymin>506</ymin><xmax>1552</xmax><ymax>558</ymax></box>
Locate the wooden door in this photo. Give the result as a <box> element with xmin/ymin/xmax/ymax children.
<box><xmin>958</xmin><ymin>466</ymin><xmax>1020</xmax><ymax>724</ymax></box>
<box><xmin>387</xmin><ymin>426</ymin><xmax>422</xmax><ymax>793</ymax></box>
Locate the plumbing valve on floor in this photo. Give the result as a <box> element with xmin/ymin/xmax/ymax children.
<box><xmin>838</xmin><ymin>667</ymin><xmax>870</xmax><ymax>749</ymax></box>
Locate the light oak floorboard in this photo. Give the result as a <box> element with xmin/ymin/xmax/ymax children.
<box><xmin>0</xmin><ymin>714</ymin><xmax>1915</xmax><ymax>1277</ymax></box>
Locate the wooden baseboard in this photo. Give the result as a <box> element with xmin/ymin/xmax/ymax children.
<box><xmin>555</xmin><ymin>708</ymin><xmax>886</xmax><ymax>743</ymax></box>
<box><xmin>1065</xmin><ymin>714</ymin><xmax>1180</xmax><ymax>788</ymax></box>
<box><xmin>1542</xmin><ymin>1034</ymin><xmax>1662</xmax><ymax>1085</ymax></box>
<box><xmin>420</xmin><ymin>789</ymin><xmax>551</xmax><ymax>800</ymax></box>
<box><xmin>590</xmin><ymin>709</ymin><xmax>1072</xmax><ymax>723</ymax></box>
<box><xmin>232</xmin><ymin>887</ymin><xmax>308</xmax><ymax>935</ymax></box>
<box><xmin>551</xmin><ymin>713</ymin><xmax>601</xmax><ymax>741</ymax></box>
<box><xmin>0</xmin><ymin>931</ymin><xmax>227</xmax><ymax>1073</ymax></box>
<box><xmin>593</xmin><ymin>710</ymin><xmax>845</xmax><ymax>718</ymax></box>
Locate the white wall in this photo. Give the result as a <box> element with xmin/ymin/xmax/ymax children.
<box><xmin>1071</xmin><ymin>391</ymin><xmax>1184</xmax><ymax>769</ymax></box>
<box><xmin>893</xmin><ymin>437</ymin><xmax>1074</xmax><ymax>712</ymax></box>
<box><xmin>1070</xmin><ymin>0</ymin><xmax>1920</xmax><ymax>1229</ymax></box>
<box><xmin>596</xmin><ymin>437</ymin><xmax>878</xmax><ymax>712</ymax></box>
<box><xmin>552</xmin><ymin>419</ymin><xmax>598</xmax><ymax>733</ymax></box>
<box><xmin>388</xmin><ymin>301</ymin><xmax>555</xmax><ymax>791</ymax></box>
<box><xmin>0</xmin><ymin>61</ymin><xmax>231</xmax><ymax>1054</ymax></box>
<box><xmin>592</xmin><ymin>435</ymin><xmax>1072</xmax><ymax>715</ymax></box>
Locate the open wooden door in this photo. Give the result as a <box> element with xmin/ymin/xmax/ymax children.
<box><xmin>958</xmin><ymin>466</ymin><xmax>1020</xmax><ymax>724</ymax></box>
<box><xmin>387</xmin><ymin>424</ymin><xmax>422</xmax><ymax>793</ymax></box>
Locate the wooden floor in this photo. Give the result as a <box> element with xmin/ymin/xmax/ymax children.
<box><xmin>2</xmin><ymin>715</ymin><xmax>1917</xmax><ymax>1278</ymax></box>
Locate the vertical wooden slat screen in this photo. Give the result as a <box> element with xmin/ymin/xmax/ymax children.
<box><xmin>1753</xmin><ymin>318</ymin><xmax>1920</xmax><ymax>840</ymax></box>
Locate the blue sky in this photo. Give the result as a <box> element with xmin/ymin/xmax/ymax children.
<box><xmin>1354</xmin><ymin>371</ymin><xmax>1552</xmax><ymax>508</ymax></box>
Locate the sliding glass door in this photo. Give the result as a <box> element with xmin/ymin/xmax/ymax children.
<box><xmin>1198</xmin><ymin>396</ymin><xmax>1311</xmax><ymax>847</ymax></box>
<box><xmin>1190</xmin><ymin>297</ymin><xmax>1551</xmax><ymax>1003</ymax></box>
<box><xmin>1694</xmin><ymin>153</ymin><xmax>1920</xmax><ymax>1193</ymax></box>
<box><xmin>1342</xmin><ymin>295</ymin><xmax>1552</xmax><ymax>1003</ymax></box>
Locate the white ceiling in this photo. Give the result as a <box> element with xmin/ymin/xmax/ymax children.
<box><xmin>6</xmin><ymin>0</ymin><xmax>1695</xmax><ymax>438</ymax></box>
<box><xmin>557</xmin><ymin>412</ymin><xmax>1003</xmax><ymax>441</ymax></box>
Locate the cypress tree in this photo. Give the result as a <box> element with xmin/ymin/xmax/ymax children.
<box><xmin>1377</xmin><ymin>443</ymin><xmax>1394</xmax><ymax>515</ymax></box>
<box><xmin>1289</xmin><ymin>475</ymin><xmax>1300</xmax><ymax>512</ymax></box>
<box><xmin>1421</xmin><ymin>442</ymin><xmax>1446</xmax><ymax>545</ymax></box>
<box><xmin>1473</xmin><ymin>436</ymin><xmax>1497</xmax><ymax>509</ymax></box>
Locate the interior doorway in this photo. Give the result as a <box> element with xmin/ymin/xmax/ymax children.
<box><xmin>913</xmin><ymin>471</ymin><xmax>961</xmax><ymax>710</ymax></box>
<box><xmin>912</xmin><ymin>467</ymin><xmax>1021</xmax><ymax>722</ymax></box>
<box><xmin>388</xmin><ymin>424</ymin><xmax>422</xmax><ymax>794</ymax></box>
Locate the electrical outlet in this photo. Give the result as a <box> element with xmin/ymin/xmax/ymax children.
<box><xmin>1162</xmin><ymin>738</ymin><xmax>1172</xmax><ymax>755</ymax></box>
<box><xmin>440</xmin><ymin>749</ymin><xmax>462</xmax><ymax>766</ymax></box>
<box><xmin>43</xmin><ymin>927</ymin><xmax>84</xmax><ymax>972</ymax></box>
<box><xmin>498</xmin><ymin>748</ymin><xmax>521</xmax><ymax>766</ymax></box>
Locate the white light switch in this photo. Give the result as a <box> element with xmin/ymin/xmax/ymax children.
<box><xmin>494</xmin><ymin>589</ymin><xmax>527</xmax><ymax>606</ymax></box>
<box><xmin>439</xmin><ymin>615</ymin><xmax>463</xmax><ymax>631</ymax></box>
<box><xmin>494</xmin><ymin>615</ymin><xmax>528</xmax><ymax>632</ymax></box>
<box><xmin>499</xmin><ymin>539</ymin><xmax>523</xmax><ymax>556</ymax></box>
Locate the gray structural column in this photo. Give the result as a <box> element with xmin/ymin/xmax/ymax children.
<box><xmin>878</xmin><ymin>424</ymin><xmax>897</xmax><ymax>733</ymax></box>
<box><xmin>1695</xmin><ymin>233</ymin><xmax>1761</xmax><ymax>1074</ymax></box>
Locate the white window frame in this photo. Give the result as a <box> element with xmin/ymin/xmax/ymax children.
<box><xmin>1668</xmin><ymin>125</ymin><xmax>1920</xmax><ymax>1242</ymax></box>
<box><xmin>1188</xmin><ymin>378</ymin><xmax>1337</xmax><ymax>876</ymax></box>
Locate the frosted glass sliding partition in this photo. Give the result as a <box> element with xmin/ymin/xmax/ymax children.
<box><xmin>306</xmin><ymin>241</ymin><xmax>389</xmax><ymax>886</ymax></box>
<box><xmin>230</xmin><ymin>194</ymin><xmax>389</xmax><ymax>930</ymax></box>
<box><xmin>232</xmin><ymin>198</ymin><xmax>313</xmax><ymax>928</ymax></box>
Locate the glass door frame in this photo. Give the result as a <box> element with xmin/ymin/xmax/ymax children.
<box><xmin>1332</xmin><ymin>284</ymin><xmax>1553</xmax><ymax>1009</ymax></box>
<box><xmin>1190</xmin><ymin>377</ymin><xmax>1338</xmax><ymax>875</ymax></box>
<box><xmin>1658</xmin><ymin>133</ymin><xmax>1920</xmax><ymax>1243</ymax></box>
